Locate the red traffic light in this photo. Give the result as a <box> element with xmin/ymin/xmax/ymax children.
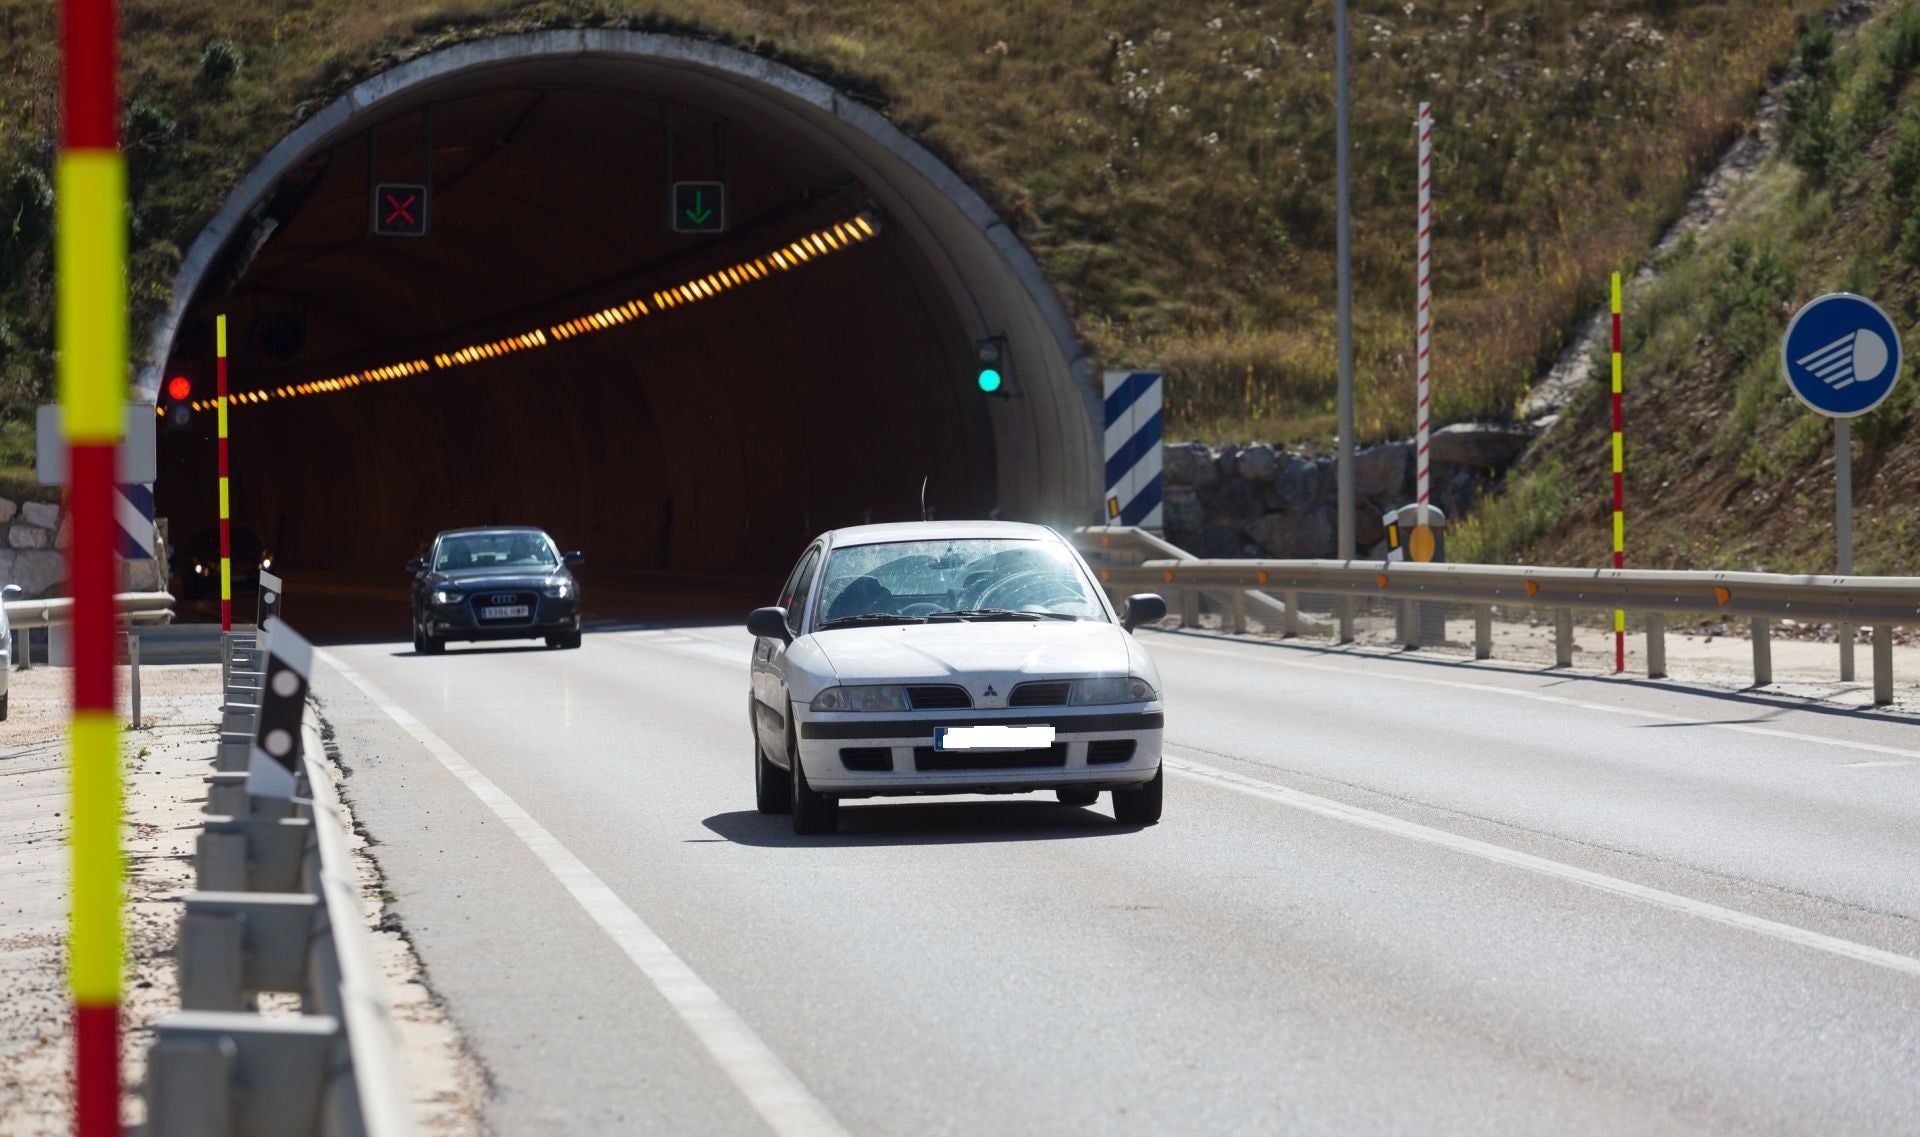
<box><xmin>167</xmin><ymin>376</ymin><xmax>192</xmax><ymax>402</ymax></box>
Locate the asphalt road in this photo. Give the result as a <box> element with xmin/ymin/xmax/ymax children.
<box><xmin>312</xmin><ymin>622</ymin><xmax>1920</xmax><ymax>1136</ymax></box>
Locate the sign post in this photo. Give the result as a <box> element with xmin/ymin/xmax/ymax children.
<box><xmin>1781</xmin><ymin>292</ymin><xmax>1904</xmax><ymax>683</ymax></box>
<box><xmin>1413</xmin><ymin>101</ymin><xmax>1433</xmax><ymax>550</ymax></box>
<box><xmin>217</xmin><ymin>314</ymin><xmax>231</xmax><ymax>634</ymax></box>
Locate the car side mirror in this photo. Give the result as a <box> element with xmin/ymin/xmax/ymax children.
<box><xmin>1</xmin><ymin>584</ymin><xmax>20</xmax><ymax>600</ymax></box>
<box><xmin>1122</xmin><ymin>593</ymin><xmax>1166</xmax><ymax>632</ymax></box>
<box><xmin>747</xmin><ymin>606</ymin><xmax>792</xmax><ymax>643</ymax></box>
<box><xmin>405</xmin><ymin>558</ymin><xmax>427</xmax><ymax>574</ymax></box>
<box><xmin>563</xmin><ymin>551</ymin><xmax>586</xmax><ymax>567</ymax></box>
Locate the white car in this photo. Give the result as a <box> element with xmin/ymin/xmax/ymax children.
<box><xmin>0</xmin><ymin>583</ymin><xmax>19</xmax><ymax>720</ymax></box>
<box><xmin>747</xmin><ymin>521</ymin><xmax>1167</xmax><ymax>834</ymax></box>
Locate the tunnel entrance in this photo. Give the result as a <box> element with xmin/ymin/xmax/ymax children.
<box><xmin>149</xmin><ymin>32</ymin><xmax>1097</xmax><ymax>623</ymax></box>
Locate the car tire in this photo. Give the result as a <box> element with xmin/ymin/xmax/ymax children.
<box><xmin>564</xmin><ymin>631</ymin><xmax>583</xmax><ymax>649</ymax></box>
<box><xmin>1055</xmin><ymin>786</ymin><xmax>1100</xmax><ymax>807</ymax></box>
<box><xmin>755</xmin><ymin>739</ymin><xmax>791</xmax><ymax>814</ymax></box>
<box><xmin>421</xmin><ymin>634</ymin><xmax>446</xmax><ymax>655</ymax></box>
<box><xmin>1111</xmin><ymin>765</ymin><xmax>1163</xmax><ymax>825</ymax></box>
<box><xmin>412</xmin><ymin>625</ymin><xmax>426</xmax><ymax>654</ymax></box>
<box><xmin>789</xmin><ymin>731</ymin><xmax>838</xmax><ymax>835</ymax></box>
<box><xmin>0</xmin><ymin>692</ymin><xmax>8</xmax><ymax>722</ymax></box>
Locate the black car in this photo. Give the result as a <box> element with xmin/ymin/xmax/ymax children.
<box><xmin>408</xmin><ymin>527</ymin><xmax>584</xmax><ymax>653</ymax></box>
<box><xmin>182</xmin><ymin>527</ymin><xmax>272</xmax><ymax>600</ymax></box>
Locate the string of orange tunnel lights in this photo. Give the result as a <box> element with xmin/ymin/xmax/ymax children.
<box><xmin>176</xmin><ymin>210</ymin><xmax>880</xmax><ymax>414</ymax></box>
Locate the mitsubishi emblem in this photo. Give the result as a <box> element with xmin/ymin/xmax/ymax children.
<box><xmin>983</xmin><ymin>684</ymin><xmax>998</xmax><ymax>698</ymax></box>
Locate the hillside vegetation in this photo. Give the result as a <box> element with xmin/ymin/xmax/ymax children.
<box><xmin>0</xmin><ymin>0</ymin><xmax>1827</xmax><ymax>481</ymax></box>
<box><xmin>1455</xmin><ymin>3</ymin><xmax>1920</xmax><ymax>574</ymax></box>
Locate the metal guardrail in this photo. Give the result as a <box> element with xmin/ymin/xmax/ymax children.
<box><xmin>146</xmin><ymin>616</ymin><xmax>415</xmax><ymax>1137</ymax></box>
<box><xmin>3</xmin><ymin>590</ymin><xmax>176</xmax><ymax>626</ymax></box>
<box><xmin>1073</xmin><ymin>527</ymin><xmax>1919</xmax><ymax>705</ymax></box>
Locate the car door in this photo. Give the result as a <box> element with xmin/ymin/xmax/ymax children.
<box><xmin>752</xmin><ymin>543</ymin><xmax>820</xmax><ymax>763</ymax></box>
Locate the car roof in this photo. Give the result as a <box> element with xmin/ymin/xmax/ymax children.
<box><xmin>822</xmin><ymin>520</ymin><xmax>1063</xmax><ymax>548</ymax></box>
<box><xmin>434</xmin><ymin>527</ymin><xmax>552</xmax><ymax>539</ymax></box>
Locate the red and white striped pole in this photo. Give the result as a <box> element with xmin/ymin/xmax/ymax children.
<box><xmin>59</xmin><ymin>1</ymin><xmax>126</xmax><ymax>1132</ymax></box>
<box><xmin>1415</xmin><ymin>102</ymin><xmax>1433</xmax><ymax>534</ymax></box>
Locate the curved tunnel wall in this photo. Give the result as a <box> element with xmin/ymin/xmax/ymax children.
<box><xmin>145</xmin><ymin>31</ymin><xmax>1100</xmax><ymax>581</ymax></box>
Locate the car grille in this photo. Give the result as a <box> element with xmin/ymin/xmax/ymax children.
<box><xmin>1009</xmin><ymin>681</ymin><xmax>1070</xmax><ymax>707</ymax></box>
<box><xmin>914</xmin><ymin>744</ymin><xmax>1068</xmax><ymax>771</ymax></box>
<box><xmin>906</xmin><ymin>685</ymin><xmax>972</xmax><ymax>710</ymax></box>
<box><xmin>472</xmin><ymin>591</ymin><xmax>537</xmax><ymax>626</ymax></box>
<box><xmin>1087</xmin><ymin>739</ymin><xmax>1138</xmax><ymax>765</ymax></box>
<box><xmin>839</xmin><ymin>747</ymin><xmax>893</xmax><ymax>772</ymax></box>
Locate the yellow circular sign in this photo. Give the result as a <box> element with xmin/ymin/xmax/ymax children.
<box><xmin>1409</xmin><ymin>524</ymin><xmax>1437</xmax><ymax>563</ymax></box>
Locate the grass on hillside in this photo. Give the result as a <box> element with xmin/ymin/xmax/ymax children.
<box><xmin>0</xmin><ymin>0</ymin><xmax>1823</xmax><ymax>477</ymax></box>
<box><xmin>1454</xmin><ymin>3</ymin><xmax>1920</xmax><ymax>572</ymax></box>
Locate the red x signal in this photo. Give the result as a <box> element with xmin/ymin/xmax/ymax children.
<box><xmin>372</xmin><ymin>182</ymin><xmax>428</xmax><ymax>237</ymax></box>
<box><xmin>384</xmin><ymin>192</ymin><xmax>418</xmax><ymax>225</ymax></box>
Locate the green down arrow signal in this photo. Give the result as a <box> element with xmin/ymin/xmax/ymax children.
<box><xmin>685</xmin><ymin>190</ymin><xmax>714</xmax><ymax>225</ymax></box>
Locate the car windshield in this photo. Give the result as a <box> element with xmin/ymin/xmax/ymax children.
<box><xmin>813</xmin><ymin>538</ymin><xmax>1107</xmax><ymax>627</ymax></box>
<box><xmin>434</xmin><ymin>531</ymin><xmax>557</xmax><ymax>571</ymax></box>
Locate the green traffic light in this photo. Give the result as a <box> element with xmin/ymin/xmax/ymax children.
<box><xmin>977</xmin><ymin>368</ymin><xmax>1002</xmax><ymax>394</ymax></box>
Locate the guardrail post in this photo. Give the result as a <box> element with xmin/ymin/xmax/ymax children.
<box><xmin>180</xmin><ymin>892</ymin><xmax>321</xmax><ymax>1007</ymax></box>
<box><xmin>145</xmin><ymin>1031</ymin><xmax>236</xmax><ymax>1137</ymax></box>
<box><xmin>196</xmin><ymin>817</ymin><xmax>312</xmax><ymax>893</ymax></box>
<box><xmin>148</xmin><ymin>1012</ymin><xmax>341</xmax><ymax>1137</ymax></box>
<box><xmin>1841</xmin><ymin>621</ymin><xmax>1855</xmax><ymax>683</ymax></box>
<box><xmin>1554</xmin><ymin>609</ymin><xmax>1573</xmax><ymax>667</ymax></box>
<box><xmin>1180</xmin><ymin>588</ymin><xmax>1201</xmax><ymax>629</ymax></box>
<box><xmin>1473</xmin><ymin>606</ymin><xmax>1492</xmax><ymax>660</ymax></box>
<box><xmin>178</xmin><ymin>909</ymin><xmax>249</xmax><ymax>1012</ymax></box>
<box><xmin>1751</xmin><ymin>617</ymin><xmax>1772</xmax><ymax>687</ymax></box>
<box><xmin>1231</xmin><ymin>589</ymin><xmax>1248</xmax><ymax>634</ymax></box>
<box><xmin>1873</xmin><ymin>625</ymin><xmax>1893</xmax><ymax>705</ymax></box>
<box><xmin>1282</xmin><ymin>592</ymin><xmax>1300</xmax><ymax>638</ymax></box>
<box><xmin>129</xmin><ymin>631</ymin><xmax>142</xmax><ymax>728</ymax></box>
<box><xmin>1337</xmin><ymin>597</ymin><xmax>1355</xmax><ymax>644</ymax></box>
<box><xmin>1402</xmin><ymin>599</ymin><xmax>1421</xmax><ymax>649</ymax></box>
<box><xmin>1646</xmin><ymin>613</ymin><xmax>1666</xmax><ymax>679</ymax></box>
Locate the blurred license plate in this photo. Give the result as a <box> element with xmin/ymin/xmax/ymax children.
<box><xmin>935</xmin><ymin>725</ymin><xmax>1055</xmax><ymax>751</ymax></box>
<box><xmin>481</xmin><ymin>605</ymin><xmax>529</xmax><ymax>619</ymax></box>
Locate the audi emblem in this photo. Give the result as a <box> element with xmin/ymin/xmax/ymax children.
<box><xmin>490</xmin><ymin>594</ymin><xmax>516</xmax><ymax>604</ymax></box>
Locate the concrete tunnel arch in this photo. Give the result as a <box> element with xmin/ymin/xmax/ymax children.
<box><xmin>145</xmin><ymin>29</ymin><xmax>1101</xmax><ymax>585</ymax></box>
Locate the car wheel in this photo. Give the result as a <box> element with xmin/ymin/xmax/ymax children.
<box><xmin>1111</xmin><ymin>765</ymin><xmax>1162</xmax><ymax>825</ymax></box>
<box><xmin>564</xmin><ymin>631</ymin><xmax>583</xmax><ymax>649</ymax></box>
<box><xmin>789</xmin><ymin>730</ymin><xmax>838</xmax><ymax>835</ymax></box>
<box><xmin>421</xmin><ymin>635</ymin><xmax>446</xmax><ymax>655</ymax></box>
<box><xmin>544</xmin><ymin>634</ymin><xmax>563</xmax><ymax>649</ymax></box>
<box><xmin>412</xmin><ymin>625</ymin><xmax>425</xmax><ymax>654</ymax></box>
<box><xmin>755</xmin><ymin>738</ymin><xmax>792</xmax><ymax>814</ymax></box>
<box><xmin>1055</xmin><ymin>786</ymin><xmax>1100</xmax><ymax>807</ymax></box>
<box><xmin>0</xmin><ymin>692</ymin><xmax>8</xmax><ymax>722</ymax></box>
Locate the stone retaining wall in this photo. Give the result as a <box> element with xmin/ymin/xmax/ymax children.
<box><xmin>1161</xmin><ymin>423</ymin><xmax>1533</xmax><ymax>558</ymax></box>
<box><xmin>0</xmin><ymin>498</ymin><xmax>69</xmax><ymax>598</ymax></box>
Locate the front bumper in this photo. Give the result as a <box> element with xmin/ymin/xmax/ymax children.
<box><xmin>426</xmin><ymin>595</ymin><xmax>581</xmax><ymax>642</ymax></box>
<box><xmin>794</xmin><ymin>705</ymin><xmax>1163</xmax><ymax>795</ymax></box>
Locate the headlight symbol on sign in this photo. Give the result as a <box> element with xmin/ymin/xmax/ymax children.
<box><xmin>1782</xmin><ymin>293</ymin><xmax>1904</xmax><ymax>418</ymax></box>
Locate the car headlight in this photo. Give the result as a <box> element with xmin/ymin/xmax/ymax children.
<box><xmin>809</xmin><ymin>685</ymin><xmax>909</xmax><ymax>713</ymax></box>
<box><xmin>432</xmin><ymin>589</ymin><xmax>462</xmax><ymax>606</ymax></box>
<box><xmin>260</xmin><ymin>554</ymin><xmax>274</xmax><ymax>570</ymax></box>
<box><xmin>542</xmin><ymin>580</ymin><xmax>573</xmax><ymax>599</ymax></box>
<box><xmin>193</xmin><ymin>562</ymin><xmax>208</xmax><ymax>576</ymax></box>
<box><xmin>1069</xmin><ymin>676</ymin><xmax>1158</xmax><ymax>705</ymax></box>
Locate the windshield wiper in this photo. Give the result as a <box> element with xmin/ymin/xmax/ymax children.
<box><xmin>929</xmin><ymin>608</ymin><xmax>1079</xmax><ymax>622</ymax></box>
<box><xmin>817</xmin><ymin>612</ymin><xmax>929</xmax><ymax>629</ymax></box>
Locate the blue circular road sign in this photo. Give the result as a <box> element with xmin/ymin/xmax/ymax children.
<box><xmin>1781</xmin><ymin>293</ymin><xmax>1904</xmax><ymax>418</ymax></box>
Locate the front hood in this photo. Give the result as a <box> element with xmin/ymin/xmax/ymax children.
<box><xmin>429</xmin><ymin>568</ymin><xmax>567</xmax><ymax>591</ymax></box>
<box><xmin>808</xmin><ymin>620</ymin><xmax>1137</xmax><ymax>685</ymax></box>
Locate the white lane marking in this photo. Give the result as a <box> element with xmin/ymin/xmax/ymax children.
<box><xmin>318</xmin><ymin>650</ymin><xmax>852</xmax><ymax>1137</ymax></box>
<box><xmin>1163</xmin><ymin>753</ymin><xmax>1920</xmax><ymax>979</ymax></box>
<box><xmin>1841</xmin><ymin>760</ymin><xmax>1912</xmax><ymax>769</ymax></box>
<box><xmin>1147</xmin><ymin>635</ymin><xmax>1920</xmax><ymax>763</ymax></box>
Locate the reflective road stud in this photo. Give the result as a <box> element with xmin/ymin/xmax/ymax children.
<box><xmin>60</xmin><ymin>1</ymin><xmax>127</xmax><ymax>1131</ymax></box>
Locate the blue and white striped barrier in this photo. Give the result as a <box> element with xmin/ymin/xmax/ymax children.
<box><xmin>1103</xmin><ymin>371</ymin><xmax>1163</xmax><ymax>528</ymax></box>
<box><xmin>115</xmin><ymin>483</ymin><xmax>155</xmax><ymax>560</ymax></box>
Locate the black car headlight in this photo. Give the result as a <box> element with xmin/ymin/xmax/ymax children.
<box><xmin>1068</xmin><ymin>676</ymin><xmax>1158</xmax><ymax>705</ymax></box>
<box><xmin>542</xmin><ymin>580</ymin><xmax>573</xmax><ymax>599</ymax></box>
<box><xmin>432</xmin><ymin>589</ymin><xmax>462</xmax><ymax>606</ymax></box>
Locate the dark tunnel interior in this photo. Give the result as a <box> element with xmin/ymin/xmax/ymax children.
<box><xmin>156</xmin><ymin>75</ymin><xmax>1005</xmax><ymax>619</ymax></box>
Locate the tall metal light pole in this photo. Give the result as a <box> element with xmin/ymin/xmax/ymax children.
<box><xmin>1334</xmin><ymin>0</ymin><xmax>1356</xmax><ymax>562</ymax></box>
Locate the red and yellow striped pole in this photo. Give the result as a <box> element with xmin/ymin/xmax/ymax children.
<box><xmin>59</xmin><ymin>1</ymin><xmax>126</xmax><ymax>1132</ymax></box>
<box><xmin>217</xmin><ymin>315</ymin><xmax>231</xmax><ymax>633</ymax></box>
<box><xmin>1611</xmin><ymin>272</ymin><xmax>1626</xmax><ymax>673</ymax></box>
